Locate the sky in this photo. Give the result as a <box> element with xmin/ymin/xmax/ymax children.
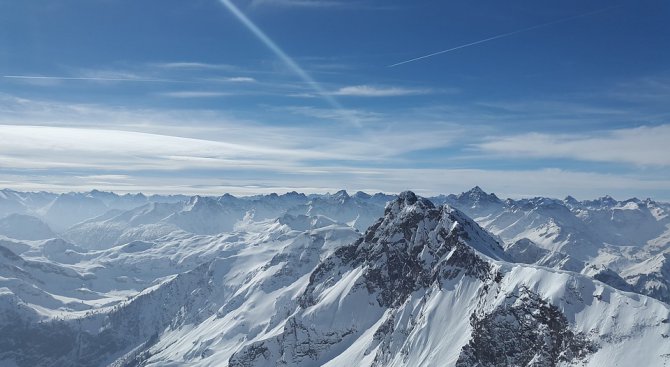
<box><xmin>1</xmin><ymin>0</ymin><xmax>669</xmax><ymax>200</ymax></box>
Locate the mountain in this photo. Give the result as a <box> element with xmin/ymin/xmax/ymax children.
<box><xmin>0</xmin><ymin>189</ymin><xmax>29</xmax><ymax>217</ymax></box>
<box><xmin>164</xmin><ymin>195</ymin><xmax>247</xmax><ymax>235</ymax></box>
<box><xmin>0</xmin><ymin>214</ymin><xmax>55</xmax><ymax>240</ymax></box>
<box><xmin>622</xmin><ymin>251</ymin><xmax>670</xmax><ymax>303</ymax></box>
<box><xmin>0</xmin><ymin>213</ymin><xmax>362</xmax><ymax>366</ymax></box>
<box><xmin>42</xmin><ymin>193</ymin><xmax>110</xmax><ymax>232</ymax></box>
<box><xmin>286</xmin><ymin>190</ymin><xmax>386</xmax><ymax>231</ymax></box>
<box><xmin>444</xmin><ymin>186</ymin><xmax>670</xmax><ymax>302</ymax></box>
<box><xmin>62</xmin><ymin>192</ymin><xmax>392</xmax><ymax>249</ymax></box>
<box><xmin>225</xmin><ymin>192</ymin><xmax>669</xmax><ymax>367</ymax></box>
<box><xmin>62</xmin><ymin>202</ymin><xmax>184</xmax><ymax>249</ymax></box>
<box><xmin>1</xmin><ymin>188</ymin><xmax>670</xmax><ymax>366</ymax></box>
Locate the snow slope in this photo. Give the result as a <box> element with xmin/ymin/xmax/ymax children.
<box><xmin>0</xmin><ymin>214</ymin><xmax>55</xmax><ymax>240</ymax></box>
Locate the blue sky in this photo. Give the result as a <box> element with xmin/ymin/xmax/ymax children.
<box><xmin>1</xmin><ymin>0</ymin><xmax>669</xmax><ymax>199</ymax></box>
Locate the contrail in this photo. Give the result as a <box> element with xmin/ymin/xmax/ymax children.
<box><xmin>388</xmin><ymin>5</ymin><xmax>622</xmax><ymax>68</ymax></box>
<box><xmin>2</xmin><ymin>75</ymin><xmax>172</xmax><ymax>82</ymax></box>
<box><xmin>217</xmin><ymin>0</ymin><xmax>356</xmax><ymax>124</ymax></box>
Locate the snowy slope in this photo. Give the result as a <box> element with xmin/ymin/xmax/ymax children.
<box><xmin>286</xmin><ymin>190</ymin><xmax>386</xmax><ymax>232</ymax></box>
<box><xmin>62</xmin><ymin>202</ymin><xmax>184</xmax><ymax>249</ymax></box>
<box><xmin>0</xmin><ymin>214</ymin><xmax>55</xmax><ymax>240</ymax></box>
<box><xmin>62</xmin><ymin>191</ymin><xmax>391</xmax><ymax>249</ymax></box>
<box><xmin>0</xmin><ymin>214</ymin><xmax>362</xmax><ymax>366</ymax></box>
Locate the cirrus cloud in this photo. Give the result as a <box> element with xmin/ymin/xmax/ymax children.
<box><xmin>478</xmin><ymin>124</ymin><xmax>670</xmax><ymax>166</ymax></box>
<box><xmin>331</xmin><ymin>85</ymin><xmax>432</xmax><ymax>97</ymax></box>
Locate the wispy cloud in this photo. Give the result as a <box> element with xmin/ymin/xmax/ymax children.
<box><xmin>478</xmin><ymin>124</ymin><xmax>670</xmax><ymax>166</ymax></box>
<box><xmin>153</xmin><ymin>62</ymin><xmax>237</xmax><ymax>71</ymax></box>
<box><xmin>2</xmin><ymin>75</ymin><xmax>170</xmax><ymax>83</ymax></box>
<box><xmin>2</xmin><ymin>90</ymin><xmax>669</xmax><ymax>199</ymax></box>
<box><xmin>159</xmin><ymin>91</ymin><xmax>232</xmax><ymax>98</ymax></box>
<box><xmin>0</xmin><ymin>125</ymin><xmax>329</xmax><ymax>172</ymax></box>
<box><xmin>330</xmin><ymin>85</ymin><xmax>431</xmax><ymax>97</ymax></box>
<box><xmin>282</xmin><ymin>105</ymin><xmax>383</xmax><ymax>123</ymax></box>
<box><xmin>0</xmin><ymin>95</ymin><xmax>460</xmax><ymax>166</ymax></box>
<box><xmin>226</xmin><ymin>77</ymin><xmax>257</xmax><ymax>83</ymax></box>
<box><xmin>248</xmin><ymin>0</ymin><xmax>397</xmax><ymax>10</ymax></box>
<box><xmin>251</xmin><ymin>0</ymin><xmax>343</xmax><ymax>7</ymax></box>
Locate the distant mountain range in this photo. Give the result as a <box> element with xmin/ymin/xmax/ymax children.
<box><xmin>0</xmin><ymin>188</ymin><xmax>668</xmax><ymax>366</ymax></box>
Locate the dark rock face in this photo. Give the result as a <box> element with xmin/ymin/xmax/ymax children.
<box><xmin>456</xmin><ymin>288</ymin><xmax>597</xmax><ymax>367</ymax></box>
<box><xmin>228</xmin><ymin>342</ymin><xmax>271</xmax><ymax>367</ymax></box>
<box><xmin>587</xmin><ymin>266</ymin><xmax>633</xmax><ymax>292</ymax></box>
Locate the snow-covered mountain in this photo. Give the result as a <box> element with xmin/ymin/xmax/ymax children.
<box><xmin>443</xmin><ymin>187</ymin><xmax>670</xmax><ymax>303</ymax></box>
<box><xmin>0</xmin><ymin>188</ymin><xmax>669</xmax><ymax>366</ymax></box>
<box><xmin>225</xmin><ymin>192</ymin><xmax>668</xmax><ymax>366</ymax></box>
<box><xmin>60</xmin><ymin>191</ymin><xmax>388</xmax><ymax>250</ymax></box>
<box><xmin>286</xmin><ymin>190</ymin><xmax>386</xmax><ymax>231</ymax></box>
<box><xmin>0</xmin><ymin>213</ymin><xmax>55</xmax><ymax>240</ymax></box>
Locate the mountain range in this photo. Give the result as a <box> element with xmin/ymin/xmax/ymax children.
<box><xmin>0</xmin><ymin>187</ymin><xmax>668</xmax><ymax>366</ymax></box>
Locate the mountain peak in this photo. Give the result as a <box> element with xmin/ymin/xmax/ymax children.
<box><xmin>353</xmin><ymin>191</ymin><xmax>371</xmax><ymax>200</ymax></box>
<box><xmin>599</xmin><ymin>195</ymin><xmax>617</xmax><ymax>205</ymax></box>
<box><xmin>184</xmin><ymin>195</ymin><xmax>221</xmax><ymax>211</ymax></box>
<box><xmin>398</xmin><ymin>190</ymin><xmax>418</xmax><ymax>204</ymax></box>
<box><xmin>304</xmin><ymin>192</ymin><xmax>503</xmax><ymax>310</ymax></box>
<box><xmin>387</xmin><ymin>191</ymin><xmax>435</xmax><ymax>213</ymax></box>
<box><xmin>457</xmin><ymin>186</ymin><xmax>501</xmax><ymax>205</ymax></box>
<box><xmin>333</xmin><ymin>189</ymin><xmax>350</xmax><ymax>199</ymax></box>
<box><xmin>470</xmin><ymin>185</ymin><xmax>485</xmax><ymax>193</ymax></box>
<box><xmin>282</xmin><ymin>191</ymin><xmax>305</xmax><ymax>198</ymax></box>
<box><xmin>564</xmin><ymin>195</ymin><xmax>579</xmax><ymax>204</ymax></box>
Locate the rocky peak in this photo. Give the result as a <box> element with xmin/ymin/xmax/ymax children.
<box><xmin>184</xmin><ymin>195</ymin><xmax>221</xmax><ymax>212</ymax></box>
<box><xmin>456</xmin><ymin>186</ymin><xmax>502</xmax><ymax>206</ymax></box>
<box><xmin>353</xmin><ymin>191</ymin><xmax>371</xmax><ymax>200</ymax></box>
<box><xmin>282</xmin><ymin>191</ymin><xmax>306</xmax><ymax>199</ymax></box>
<box><xmin>582</xmin><ymin>195</ymin><xmax>618</xmax><ymax>209</ymax></box>
<box><xmin>331</xmin><ymin>189</ymin><xmax>350</xmax><ymax>202</ymax></box>
<box><xmin>302</xmin><ymin>191</ymin><xmax>504</xmax><ymax>308</ymax></box>
<box><xmin>218</xmin><ymin>193</ymin><xmax>238</xmax><ymax>204</ymax></box>
<box><xmin>384</xmin><ymin>190</ymin><xmax>434</xmax><ymax>215</ymax></box>
<box><xmin>563</xmin><ymin>195</ymin><xmax>580</xmax><ymax>207</ymax></box>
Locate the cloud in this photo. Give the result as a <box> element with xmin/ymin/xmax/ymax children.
<box><xmin>0</xmin><ymin>125</ymin><xmax>337</xmax><ymax>172</ymax></box>
<box><xmin>159</xmin><ymin>91</ymin><xmax>232</xmax><ymax>98</ymax></box>
<box><xmin>478</xmin><ymin>124</ymin><xmax>670</xmax><ymax>166</ymax></box>
<box><xmin>226</xmin><ymin>77</ymin><xmax>257</xmax><ymax>83</ymax></box>
<box><xmin>2</xmin><ymin>93</ymin><xmax>669</xmax><ymax>200</ymax></box>
<box><xmin>331</xmin><ymin>85</ymin><xmax>431</xmax><ymax>97</ymax></box>
<box><xmin>248</xmin><ymin>0</ymin><xmax>397</xmax><ymax>10</ymax></box>
<box><xmin>250</xmin><ymin>0</ymin><xmax>350</xmax><ymax>8</ymax></box>
<box><xmin>153</xmin><ymin>62</ymin><xmax>237</xmax><ymax>70</ymax></box>
<box><xmin>283</xmin><ymin>106</ymin><xmax>384</xmax><ymax>123</ymax></box>
<box><xmin>2</xmin><ymin>74</ymin><xmax>170</xmax><ymax>83</ymax></box>
<box><xmin>0</xmin><ymin>95</ymin><xmax>468</xmax><ymax>176</ymax></box>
